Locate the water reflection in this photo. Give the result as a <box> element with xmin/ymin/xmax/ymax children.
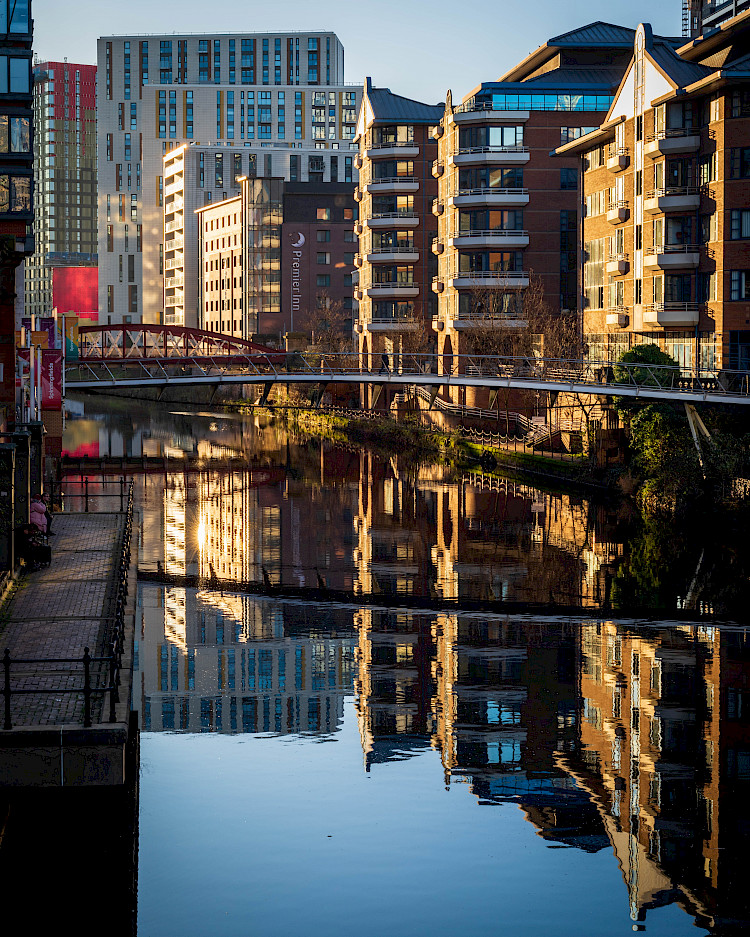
<box><xmin>63</xmin><ymin>399</ymin><xmax>750</xmax><ymax>933</ymax></box>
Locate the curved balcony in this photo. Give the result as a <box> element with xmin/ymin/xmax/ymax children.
<box><xmin>432</xmin><ymin>238</ymin><xmax>444</xmax><ymax>254</ymax></box>
<box><xmin>363</xmin><ymin>212</ymin><xmax>420</xmax><ymax>229</ymax></box>
<box><xmin>446</xmin><ymin>229</ymin><xmax>529</xmax><ymax>249</ymax></box>
<box><xmin>643</xmin><ymin>244</ymin><xmax>700</xmax><ymax>269</ymax></box>
<box><xmin>354</xmin><ymin>153</ymin><xmax>363</xmax><ymax>169</ymax></box>
<box><xmin>366</xmin><ymin>314</ymin><xmax>420</xmax><ymax>332</ymax></box>
<box><xmin>448</xmin><ymin>187</ymin><xmax>529</xmax><ymax>208</ymax></box>
<box><xmin>365</xmin><ymin>281</ymin><xmax>419</xmax><ymax>299</ymax></box>
<box><xmin>606</xmin><ymin>145</ymin><xmax>629</xmax><ymax>173</ymax></box>
<box><xmin>364</xmin><ymin>177</ymin><xmax>419</xmax><ymax>194</ymax></box>
<box><xmin>643</xmin><ymin>302</ymin><xmax>700</xmax><ymax>328</ymax></box>
<box><xmin>606</xmin><ymin>307</ymin><xmax>629</xmax><ymax>327</ymax></box>
<box><xmin>430</xmin><ymin>125</ymin><xmax>444</xmax><ymax>140</ymax></box>
<box><xmin>606</xmin><ymin>253</ymin><xmax>629</xmax><ymax>275</ymax></box>
<box><xmin>432</xmin><ymin>198</ymin><xmax>444</xmax><ymax>216</ymax></box>
<box><xmin>452</xmin><ymin>103</ymin><xmax>530</xmax><ymax>124</ymax></box>
<box><xmin>366</xmin><ymin>247</ymin><xmax>419</xmax><ymax>264</ymax></box>
<box><xmin>432</xmin><ymin>160</ymin><xmax>444</xmax><ymax>178</ymax></box>
<box><xmin>448</xmin><ymin>271</ymin><xmax>529</xmax><ymax>290</ymax></box>
<box><xmin>644</xmin><ymin>128</ymin><xmax>701</xmax><ymax>158</ymax></box>
<box><xmin>354</xmin><ymin>254</ymin><xmax>363</xmax><ymax>267</ymax></box>
<box><xmin>644</xmin><ymin>187</ymin><xmax>701</xmax><ymax>214</ymax></box>
<box><xmin>606</xmin><ymin>200</ymin><xmax>629</xmax><ymax>224</ymax></box>
<box><xmin>451</xmin><ymin>146</ymin><xmax>530</xmax><ymax>166</ymax></box>
<box><xmin>354</xmin><ymin>187</ymin><xmax>362</xmax><ymax>201</ymax></box>
<box><xmin>432</xmin><ymin>277</ymin><xmax>444</xmax><ymax>293</ymax></box>
<box><xmin>365</xmin><ymin>143</ymin><xmax>420</xmax><ymax>159</ymax></box>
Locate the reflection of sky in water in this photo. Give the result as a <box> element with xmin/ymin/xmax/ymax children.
<box><xmin>138</xmin><ymin>727</ymin><xmax>705</xmax><ymax>937</ymax></box>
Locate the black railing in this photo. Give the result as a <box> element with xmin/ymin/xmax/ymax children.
<box><xmin>1</xmin><ymin>480</ymin><xmax>133</xmax><ymax>729</ymax></box>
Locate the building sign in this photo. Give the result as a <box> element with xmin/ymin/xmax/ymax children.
<box><xmin>41</xmin><ymin>349</ymin><xmax>62</xmax><ymax>410</ymax></box>
<box><xmin>289</xmin><ymin>231</ymin><xmax>305</xmax><ymax>329</ymax></box>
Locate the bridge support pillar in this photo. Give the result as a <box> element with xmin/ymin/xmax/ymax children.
<box><xmin>427</xmin><ymin>386</ymin><xmax>441</xmax><ymax>412</ymax></box>
<box><xmin>370</xmin><ymin>384</ymin><xmax>383</xmax><ymax>410</ymax></box>
<box><xmin>311</xmin><ymin>382</ymin><xmax>329</xmax><ymax>408</ymax></box>
<box><xmin>258</xmin><ymin>382</ymin><xmax>275</xmax><ymax>407</ymax></box>
<box><xmin>684</xmin><ymin>402</ymin><xmax>712</xmax><ymax>473</ymax></box>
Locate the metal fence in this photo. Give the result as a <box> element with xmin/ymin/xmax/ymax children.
<box><xmin>1</xmin><ymin>480</ymin><xmax>134</xmax><ymax>729</ymax></box>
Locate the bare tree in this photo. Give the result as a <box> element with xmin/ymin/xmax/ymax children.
<box><xmin>299</xmin><ymin>292</ymin><xmax>353</xmax><ymax>354</ymax></box>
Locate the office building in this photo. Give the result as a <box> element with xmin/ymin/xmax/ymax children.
<box><xmin>25</xmin><ymin>61</ymin><xmax>96</xmax><ymax>319</ymax></box>
<box><xmin>98</xmin><ymin>31</ymin><xmax>359</xmax><ymax>326</ymax></box>
<box><xmin>163</xmin><ymin>142</ymin><xmax>356</xmax><ymax>329</ymax></box>
<box><xmin>558</xmin><ymin>13</ymin><xmax>750</xmax><ymax>370</ymax></box>
<box><xmin>196</xmin><ymin>175</ymin><xmax>356</xmax><ymax>340</ymax></box>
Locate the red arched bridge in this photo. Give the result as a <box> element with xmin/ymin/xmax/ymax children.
<box><xmin>78</xmin><ymin>324</ymin><xmax>286</xmax><ymax>365</ymax></box>
<box><xmin>66</xmin><ymin>329</ymin><xmax>750</xmax><ymax>407</ymax></box>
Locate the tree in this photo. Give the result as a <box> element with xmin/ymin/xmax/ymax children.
<box><xmin>612</xmin><ymin>344</ymin><xmax>680</xmax><ymax>418</ymax></box>
<box><xmin>299</xmin><ymin>292</ymin><xmax>353</xmax><ymax>354</ymax></box>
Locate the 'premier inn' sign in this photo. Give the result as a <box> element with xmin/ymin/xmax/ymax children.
<box><xmin>289</xmin><ymin>231</ymin><xmax>305</xmax><ymax>323</ymax></box>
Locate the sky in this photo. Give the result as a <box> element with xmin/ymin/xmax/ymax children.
<box><xmin>32</xmin><ymin>0</ymin><xmax>682</xmax><ymax>103</ymax></box>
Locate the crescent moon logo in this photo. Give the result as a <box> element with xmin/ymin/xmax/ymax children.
<box><xmin>291</xmin><ymin>232</ymin><xmax>305</xmax><ymax>247</ymax></box>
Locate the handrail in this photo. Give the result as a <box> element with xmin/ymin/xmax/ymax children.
<box><xmin>367</xmin><ymin>176</ymin><xmax>418</xmax><ymax>185</ymax></box>
<box><xmin>644</xmin><ymin>243</ymin><xmax>700</xmax><ymax>254</ymax></box>
<box><xmin>645</xmin><ymin>128</ymin><xmax>699</xmax><ymax>141</ymax></box>
<box><xmin>2</xmin><ymin>480</ymin><xmax>133</xmax><ymax>729</ymax></box>
<box><xmin>455</xmin><ymin>145</ymin><xmax>529</xmax><ymax>155</ymax></box>
<box><xmin>645</xmin><ymin>186</ymin><xmax>699</xmax><ymax>198</ymax></box>
<box><xmin>450</xmin><ymin>186</ymin><xmax>529</xmax><ymax>197</ymax></box>
<box><xmin>442</xmin><ymin>229</ymin><xmax>529</xmax><ymax>241</ymax></box>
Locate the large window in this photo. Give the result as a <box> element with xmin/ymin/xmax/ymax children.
<box><xmin>0</xmin><ymin>54</ymin><xmax>30</xmax><ymax>93</ymax></box>
<box><xmin>0</xmin><ymin>114</ymin><xmax>29</xmax><ymax>152</ymax></box>
<box><xmin>730</xmin><ymin>271</ymin><xmax>750</xmax><ymax>301</ymax></box>
<box><xmin>458</xmin><ymin>166</ymin><xmax>523</xmax><ymax>189</ymax></box>
<box><xmin>458</xmin><ymin>250</ymin><xmax>523</xmax><ymax>273</ymax></box>
<box><xmin>459</xmin><ymin>125</ymin><xmax>523</xmax><ymax>148</ymax></box>
<box><xmin>371</xmin><ymin>125</ymin><xmax>413</xmax><ymax>146</ymax></box>
<box><xmin>0</xmin><ymin>0</ymin><xmax>30</xmax><ymax>34</ymax></box>
<box><xmin>478</xmin><ymin>92</ymin><xmax>612</xmax><ymax>112</ymax></box>
<box><xmin>0</xmin><ymin>173</ymin><xmax>30</xmax><ymax>213</ymax></box>
<box><xmin>458</xmin><ymin>209</ymin><xmax>523</xmax><ymax>232</ymax></box>
<box><xmin>731</xmin><ymin>210</ymin><xmax>750</xmax><ymax>240</ymax></box>
<box><xmin>730</xmin><ymin>148</ymin><xmax>750</xmax><ymax>179</ymax></box>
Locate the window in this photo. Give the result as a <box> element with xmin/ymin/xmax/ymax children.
<box><xmin>316</xmin><ymin>274</ymin><xmax>330</xmax><ymax>287</ymax></box>
<box><xmin>316</xmin><ymin>252</ymin><xmax>330</xmax><ymax>264</ymax></box>
<box><xmin>106</xmin><ymin>224</ymin><xmax>113</xmax><ymax>252</ymax></box>
<box><xmin>560</xmin><ymin>125</ymin><xmax>598</xmax><ymax>144</ymax></box>
<box><xmin>584</xmin><ymin>145</ymin><xmax>605</xmax><ymax>171</ymax></box>
<box><xmin>0</xmin><ymin>54</ymin><xmax>30</xmax><ymax>93</ymax></box>
<box><xmin>316</xmin><ymin>207</ymin><xmax>330</xmax><ymax>221</ymax></box>
<box><xmin>128</xmin><ymin>285</ymin><xmax>138</xmax><ymax>315</ymax></box>
<box><xmin>731</xmin><ymin>271</ymin><xmax>750</xmax><ymax>301</ymax></box>
<box><xmin>731</xmin><ymin>90</ymin><xmax>750</xmax><ymax>118</ymax></box>
<box><xmin>730</xmin><ymin>148</ymin><xmax>750</xmax><ymax>179</ymax></box>
<box><xmin>0</xmin><ymin>174</ymin><xmax>30</xmax><ymax>213</ymax></box>
<box><xmin>560</xmin><ymin>168</ymin><xmax>577</xmax><ymax>190</ymax></box>
<box><xmin>0</xmin><ymin>0</ymin><xmax>30</xmax><ymax>34</ymax></box>
<box><xmin>699</xmin><ymin>153</ymin><xmax>717</xmax><ymax>185</ymax></box>
<box><xmin>316</xmin><ymin>229</ymin><xmax>330</xmax><ymax>242</ymax></box>
<box><xmin>731</xmin><ymin>210</ymin><xmax>750</xmax><ymax>240</ymax></box>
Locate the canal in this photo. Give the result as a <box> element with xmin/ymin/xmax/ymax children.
<box><xmin>66</xmin><ymin>396</ymin><xmax>750</xmax><ymax>935</ymax></box>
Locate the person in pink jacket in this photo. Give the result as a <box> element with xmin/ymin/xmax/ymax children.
<box><xmin>30</xmin><ymin>496</ymin><xmax>47</xmax><ymax>535</ymax></box>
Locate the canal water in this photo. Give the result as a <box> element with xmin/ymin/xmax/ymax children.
<box><xmin>65</xmin><ymin>396</ymin><xmax>750</xmax><ymax>936</ymax></box>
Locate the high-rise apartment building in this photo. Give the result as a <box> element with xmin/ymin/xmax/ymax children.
<box><xmin>97</xmin><ymin>32</ymin><xmax>359</xmax><ymax>326</ymax></box>
<box><xmin>558</xmin><ymin>13</ymin><xmax>750</xmax><ymax>371</ymax></box>
<box><xmin>0</xmin><ymin>0</ymin><xmax>33</xmax><ymax>421</ymax></box>
<box><xmin>431</xmin><ymin>24</ymin><xmax>673</xmax><ymax>406</ymax></box>
<box><xmin>685</xmin><ymin>0</ymin><xmax>750</xmax><ymax>35</ymax></box>
<box><xmin>25</xmin><ymin>60</ymin><xmax>96</xmax><ymax>319</ymax></box>
<box><xmin>353</xmin><ymin>80</ymin><xmax>442</xmax><ymax>381</ymax></box>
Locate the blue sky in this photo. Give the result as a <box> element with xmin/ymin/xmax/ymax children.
<box><xmin>33</xmin><ymin>0</ymin><xmax>681</xmax><ymax>103</ymax></box>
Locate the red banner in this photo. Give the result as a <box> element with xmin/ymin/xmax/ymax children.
<box><xmin>41</xmin><ymin>349</ymin><xmax>62</xmax><ymax>410</ymax></box>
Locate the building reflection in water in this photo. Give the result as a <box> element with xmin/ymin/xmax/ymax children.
<box><xmin>71</xmin><ymin>408</ymin><xmax>749</xmax><ymax>933</ymax></box>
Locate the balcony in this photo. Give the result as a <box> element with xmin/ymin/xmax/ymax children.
<box><xmin>363</xmin><ymin>212</ymin><xmax>419</xmax><ymax>229</ymax></box>
<box><xmin>452</xmin><ymin>103</ymin><xmax>530</xmax><ymax>124</ymax></box>
<box><xmin>446</xmin><ymin>229</ymin><xmax>529</xmax><ymax>250</ymax></box>
<box><xmin>167</xmin><ymin>235</ymin><xmax>184</xmax><ymax>250</ymax></box>
<box><xmin>644</xmin><ymin>187</ymin><xmax>700</xmax><ymax>214</ymax></box>
<box><xmin>448</xmin><ymin>271</ymin><xmax>529</xmax><ymax>290</ymax></box>
<box><xmin>643</xmin><ymin>302</ymin><xmax>701</xmax><ymax>328</ymax></box>
<box><xmin>606</xmin><ymin>145</ymin><xmax>629</xmax><ymax>172</ymax></box>
<box><xmin>165</xmin><ymin>274</ymin><xmax>184</xmax><ymax>288</ymax></box>
<box><xmin>365</xmin><ymin>143</ymin><xmax>420</xmax><ymax>159</ymax></box>
<box><xmin>606</xmin><ymin>200</ymin><xmax>629</xmax><ymax>224</ymax></box>
<box><xmin>432</xmin><ymin>160</ymin><xmax>444</xmax><ymax>178</ymax></box>
<box><xmin>366</xmin><ymin>313</ymin><xmax>420</xmax><ymax>332</ymax></box>
<box><xmin>644</xmin><ymin>128</ymin><xmax>701</xmax><ymax>158</ymax></box>
<box><xmin>606</xmin><ymin>253</ymin><xmax>629</xmax><ymax>275</ymax></box>
<box><xmin>452</xmin><ymin>310</ymin><xmax>528</xmax><ymax>330</ymax></box>
<box><xmin>643</xmin><ymin>243</ymin><xmax>700</xmax><ymax>269</ymax></box>
<box><xmin>448</xmin><ymin>187</ymin><xmax>529</xmax><ymax>208</ymax></box>
<box><xmin>367</xmin><ymin>247</ymin><xmax>419</xmax><ymax>264</ymax></box>
<box><xmin>364</xmin><ymin>176</ymin><xmax>419</xmax><ymax>194</ymax></box>
<box><xmin>365</xmin><ymin>281</ymin><xmax>419</xmax><ymax>299</ymax></box>
<box><xmin>164</xmin><ymin>178</ymin><xmax>183</xmax><ymax>197</ymax></box>
<box><xmin>164</xmin><ymin>217</ymin><xmax>184</xmax><ymax>234</ymax></box>
<box><xmin>450</xmin><ymin>146</ymin><xmax>530</xmax><ymax>166</ymax></box>
<box><xmin>164</xmin><ymin>294</ymin><xmax>184</xmax><ymax>307</ymax></box>
<box><xmin>606</xmin><ymin>308</ymin><xmax>629</xmax><ymax>327</ymax></box>
<box><xmin>164</xmin><ymin>256</ymin><xmax>184</xmax><ymax>271</ymax></box>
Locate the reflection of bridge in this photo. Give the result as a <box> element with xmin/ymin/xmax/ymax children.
<box><xmin>67</xmin><ymin>342</ymin><xmax>750</xmax><ymax>405</ymax></box>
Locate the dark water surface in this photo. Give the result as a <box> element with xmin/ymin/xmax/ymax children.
<box><xmin>65</xmin><ymin>397</ymin><xmax>750</xmax><ymax>936</ymax></box>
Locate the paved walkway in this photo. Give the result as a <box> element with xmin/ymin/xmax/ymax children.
<box><xmin>0</xmin><ymin>513</ymin><xmax>125</xmax><ymax>727</ymax></box>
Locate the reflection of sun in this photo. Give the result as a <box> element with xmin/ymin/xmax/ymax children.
<box><xmin>197</xmin><ymin>520</ymin><xmax>206</xmax><ymax>552</ymax></box>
